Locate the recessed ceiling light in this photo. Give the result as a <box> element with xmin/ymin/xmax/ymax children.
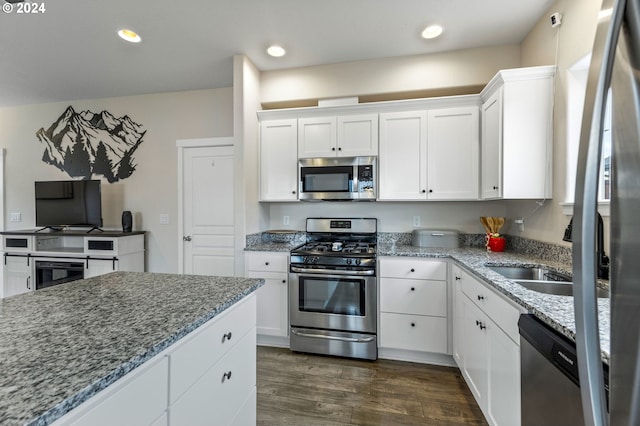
<box><xmin>267</xmin><ymin>45</ymin><xmax>286</xmax><ymax>58</ymax></box>
<box><xmin>421</xmin><ymin>25</ymin><xmax>444</xmax><ymax>39</ymax></box>
<box><xmin>117</xmin><ymin>29</ymin><xmax>142</xmax><ymax>43</ymax></box>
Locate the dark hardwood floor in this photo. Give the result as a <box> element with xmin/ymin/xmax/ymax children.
<box><xmin>257</xmin><ymin>346</ymin><xmax>488</xmax><ymax>426</ymax></box>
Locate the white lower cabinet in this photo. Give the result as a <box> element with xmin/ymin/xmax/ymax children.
<box><xmin>245</xmin><ymin>251</ymin><xmax>289</xmax><ymax>341</ymax></box>
<box><xmin>452</xmin><ymin>264</ymin><xmax>525</xmax><ymax>426</ymax></box>
<box><xmin>378</xmin><ymin>257</ymin><xmax>449</xmax><ymax>361</ymax></box>
<box><xmin>68</xmin><ymin>357</ymin><xmax>168</xmax><ymax>426</ymax></box>
<box><xmin>53</xmin><ymin>294</ymin><xmax>257</xmax><ymax>426</ymax></box>
<box><xmin>2</xmin><ymin>255</ymin><xmax>33</xmax><ymax>298</ymax></box>
<box><xmin>169</xmin><ymin>330</ymin><xmax>256</xmax><ymax>425</ymax></box>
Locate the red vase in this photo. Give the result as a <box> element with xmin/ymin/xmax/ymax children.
<box><xmin>488</xmin><ymin>236</ymin><xmax>506</xmax><ymax>252</ymax></box>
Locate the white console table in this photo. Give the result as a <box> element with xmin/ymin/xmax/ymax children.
<box><xmin>1</xmin><ymin>230</ymin><xmax>145</xmax><ymax>298</ymax></box>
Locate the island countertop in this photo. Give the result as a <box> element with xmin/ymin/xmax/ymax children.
<box><xmin>0</xmin><ymin>271</ymin><xmax>264</xmax><ymax>426</ymax></box>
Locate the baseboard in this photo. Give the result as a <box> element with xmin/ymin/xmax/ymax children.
<box><xmin>378</xmin><ymin>347</ymin><xmax>457</xmax><ymax>367</ymax></box>
<box><xmin>257</xmin><ymin>334</ymin><xmax>290</xmax><ymax>348</ymax></box>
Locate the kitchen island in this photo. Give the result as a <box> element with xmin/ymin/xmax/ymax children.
<box><xmin>0</xmin><ymin>271</ymin><xmax>264</xmax><ymax>425</ymax></box>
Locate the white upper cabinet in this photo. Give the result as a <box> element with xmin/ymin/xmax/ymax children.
<box><xmin>480</xmin><ymin>65</ymin><xmax>555</xmax><ymax>199</ymax></box>
<box><xmin>298</xmin><ymin>117</ymin><xmax>337</xmax><ymax>158</ymax></box>
<box><xmin>481</xmin><ymin>89</ymin><xmax>503</xmax><ymax>199</ymax></box>
<box><xmin>427</xmin><ymin>106</ymin><xmax>479</xmax><ymax>200</ymax></box>
<box><xmin>298</xmin><ymin>114</ymin><xmax>378</xmax><ymax>158</ymax></box>
<box><xmin>337</xmin><ymin>114</ymin><xmax>378</xmax><ymax>156</ymax></box>
<box><xmin>379</xmin><ymin>102</ymin><xmax>479</xmax><ymax>201</ymax></box>
<box><xmin>259</xmin><ymin>119</ymin><xmax>298</xmax><ymax>201</ymax></box>
<box><xmin>378</xmin><ymin>111</ymin><xmax>428</xmax><ymax>200</ymax></box>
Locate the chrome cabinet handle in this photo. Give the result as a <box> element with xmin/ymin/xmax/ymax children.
<box><xmin>222</xmin><ymin>332</ymin><xmax>232</xmax><ymax>343</ymax></box>
<box><xmin>183</xmin><ymin>236</ymin><xmax>192</xmax><ymax>242</ymax></box>
<box><xmin>477</xmin><ymin>295</ymin><xmax>485</xmax><ymax>301</ymax></box>
<box><xmin>222</xmin><ymin>371</ymin><xmax>232</xmax><ymax>383</ymax></box>
<box><xmin>27</xmin><ymin>276</ymin><xmax>31</xmax><ymax>290</ymax></box>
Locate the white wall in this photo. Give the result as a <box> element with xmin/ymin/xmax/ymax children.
<box><xmin>261</xmin><ymin>45</ymin><xmax>521</xmax><ymax>106</ymax></box>
<box><xmin>0</xmin><ymin>88</ymin><xmax>233</xmax><ymax>273</ymax></box>
<box><xmin>268</xmin><ymin>201</ymin><xmax>509</xmax><ymax>235</ymax></box>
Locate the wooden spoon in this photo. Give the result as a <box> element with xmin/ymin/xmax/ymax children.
<box><xmin>480</xmin><ymin>217</ymin><xmax>490</xmax><ymax>234</ymax></box>
<box><xmin>495</xmin><ymin>217</ymin><xmax>505</xmax><ymax>234</ymax></box>
<box><xmin>486</xmin><ymin>217</ymin><xmax>495</xmax><ymax>234</ymax></box>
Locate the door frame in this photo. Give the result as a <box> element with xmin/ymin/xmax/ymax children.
<box><xmin>176</xmin><ymin>137</ymin><xmax>236</xmax><ymax>274</ymax></box>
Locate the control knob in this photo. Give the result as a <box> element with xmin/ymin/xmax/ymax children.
<box><xmin>355</xmin><ymin>259</ymin><xmax>362</xmax><ymax>266</ymax></box>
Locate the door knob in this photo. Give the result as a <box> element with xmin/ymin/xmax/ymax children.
<box><xmin>183</xmin><ymin>236</ymin><xmax>192</xmax><ymax>242</ymax></box>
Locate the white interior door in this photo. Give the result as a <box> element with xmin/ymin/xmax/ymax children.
<box><xmin>182</xmin><ymin>145</ymin><xmax>235</xmax><ymax>276</ymax></box>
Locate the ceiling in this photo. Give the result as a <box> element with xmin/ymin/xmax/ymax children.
<box><xmin>0</xmin><ymin>0</ymin><xmax>555</xmax><ymax>108</ymax></box>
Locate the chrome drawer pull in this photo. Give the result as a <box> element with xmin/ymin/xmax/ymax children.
<box><xmin>222</xmin><ymin>371</ymin><xmax>232</xmax><ymax>383</ymax></box>
<box><xmin>221</xmin><ymin>332</ymin><xmax>232</xmax><ymax>343</ymax></box>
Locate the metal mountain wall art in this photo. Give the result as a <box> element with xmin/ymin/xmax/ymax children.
<box><xmin>36</xmin><ymin>106</ymin><xmax>146</xmax><ymax>182</ymax></box>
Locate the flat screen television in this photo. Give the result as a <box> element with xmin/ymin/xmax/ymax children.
<box><xmin>35</xmin><ymin>180</ymin><xmax>103</xmax><ymax>230</ymax></box>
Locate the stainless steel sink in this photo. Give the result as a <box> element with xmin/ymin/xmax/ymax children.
<box><xmin>514</xmin><ymin>280</ymin><xmax>610</xmax><ymax>298</ymax></box>
<box><xmin>487</xmin><ymin>265</ymin><xmax>572</xmax><ymax>282</ymax></box>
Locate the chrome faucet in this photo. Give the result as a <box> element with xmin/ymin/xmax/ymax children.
<box><xmin>563</xmin><ymin>214</ymin><xmax>610</xmax><ymax>279</ymax></box>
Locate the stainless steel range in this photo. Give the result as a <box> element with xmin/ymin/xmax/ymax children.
<box><xmin>289</xmin><ymin>218</ymin><xmax>377</xmax><ymax>360</ymax></box>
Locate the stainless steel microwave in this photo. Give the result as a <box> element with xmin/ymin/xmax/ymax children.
<box><xmin>299</xmin><ymin>156</ymin><xmax>376</xmax><ymax>201</ymax></box>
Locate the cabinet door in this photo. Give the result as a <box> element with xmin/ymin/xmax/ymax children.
<box><xmin>487</xmin><ymin>323</ymin><xmax>521</xmax><ymax>426</ymax></box>
<box><xmin>337</xmin><ymin>114</ymin><xmax>378</xmax><ymax>156</ymax></box>
<box><xmin>298</xmin><ymin>117</ymin><xmax>337</xmax><ymax>158</ymax></box>
<box><xmin>427</xmin><ymin>106</ymin><xmax>479</xmax><ymax>200</ymax></box>
<box><xmin>451</xmin><ymin>265</ymin><xmax>465</xmax><ymax>367</ymax></box>
<box><xmin>481</xmin><ymin>89</ymin><xmax>503</xmax><ymax>199</ymax></box>
<box><xmin>3</xmin><ymin>256</ymin><xmax>33</xmax><ymax>297</ymax></box>
<box><xmin>86</xmin><ymin>258</ymin><xmax>117</xmax><ymax>278</ymax></box>
<box><xmin>462</xmin><ymin>296</ymin><xmax>489</xmax><ymax>409</ymax></box>
<box><xmin>260</xmin><ymin>119</ymin><xmax>299</xmax><ymax>201</ymax></box>
<box><xmin>251</xmin><ymin>273</ymin><xmax>288</xmax><ymax>337</ymax></box>
<box><xmin>378</xmin><ymin>111</ymin><xmax>428</xmax><ymax>200</ymax></box>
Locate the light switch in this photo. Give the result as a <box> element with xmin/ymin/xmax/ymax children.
<box><xmin>10</xmin><ymin>212</ymin><xmax>21</xmax><ymax>222</ymax></box>
<box><xmin>413</xmin><ymin>216</ymin><xmax>421</xmax><ymax>227</ymax></box>
<box><xmin>160</xmin><ymin>214</ymin><xmax>169</xmax><ymax>225</ymax></box>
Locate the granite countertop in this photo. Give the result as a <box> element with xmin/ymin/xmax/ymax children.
<box><xmin>0</xmin><ymin>271</ymin><xmax>264</xmax><ymax>426</ymax></box>
<box><xmin>377</xmin><ymin>243</ymin><xmax>610</xmax><ymax>363</ymax></box>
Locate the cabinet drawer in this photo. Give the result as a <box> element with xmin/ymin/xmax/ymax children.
<box><xmin>380</xmin><ymin>312</ymin><xmax>448</xmax><ymax>354</ymax></box>
<box><xmin>170</xmin><ymin>329</ymin><xmax>256</xmax><ymax>426</ymax></box>
<box><xmin>461</xmin><ymin>271</ymin><xmax>523</xmax><ymax>343</ymax></box>
<box><xmin>69</xmin><ymin>357</ymin><xmax>168</xmax><ymax>426</ymax></box>
<box><xmin>3</xmin><ymin>236</ymin><xmax>32</xmax><ymax>252</ymax></box>
<box><xmin>246</xmin><ymin>252</ymin><xmax>288</xmax><ymax>272</ymax></box>
<box><xmin>169</xmin><ymin>295</ymin><xmax>256</xmax><ymax>404</ymax></box>
<box><xmin>380</xmin><ymin>278</ymin><xmax>447</xmax><ymax>317</ymax></box>
<box><xmin>379</xmin><ymin>257</ymin><xmax>447</xmax><ymax>280</ymax></box>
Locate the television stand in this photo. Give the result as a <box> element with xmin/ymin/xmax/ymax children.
<box><xmin>35</xmin><ymin>226</ymin><xmax>64</xmax><ymax>233</ymax></box>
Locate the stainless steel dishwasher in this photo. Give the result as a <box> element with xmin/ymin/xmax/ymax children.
<box><xmin>518</xmin><ymin>314</ymin><xmax>609</xmax><ymax>426</ymax></box>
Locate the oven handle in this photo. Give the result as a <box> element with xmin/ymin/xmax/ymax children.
<box><xmin>291</xmin><ymin>329</ymin><xmax>375</xmax><ymax>343</ymax></box>
<box><xmin>289</xmin><ymin>266</ymin><xmax>375</xmax><ymax>276</ymax></box>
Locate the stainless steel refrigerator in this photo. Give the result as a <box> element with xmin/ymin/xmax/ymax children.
<box><xmin>573</xmin><ymin>0</ymin><xmax>640</xmax><ymax>424</ymax></box>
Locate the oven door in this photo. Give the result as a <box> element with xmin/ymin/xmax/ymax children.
<box><xmin>35</xmin><ymin>259</ymin><xmax>85</xmax><ymax>290</ymax></box>
<box><xmin>289</xmin><ymin>270</ymin><xmax>376</xmax><ymax>334</ymax></box>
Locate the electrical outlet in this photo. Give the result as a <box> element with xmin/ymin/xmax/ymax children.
<box><xmin>514</xmin><ymin>218</ymin><xmax>525</xmax><ymax>232</ymax></box>
<box><xmin>283</xmin><ymin>216</ymin><xmax>290</xmax><ymax>226</ymax></box>
<box><xmin>10</xmin><ymin>212</ymin><xmax>21</xmax><ymax>222</ymax></box>
<box><xmin>413</xmin><ymin>216</ymin><xmax>421</xmax><ymax>227</ymax></box>
<box><xmin>160</xmin><ymin>214</ymin><xmax>169</xmax><ymax>225</ymax></box>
